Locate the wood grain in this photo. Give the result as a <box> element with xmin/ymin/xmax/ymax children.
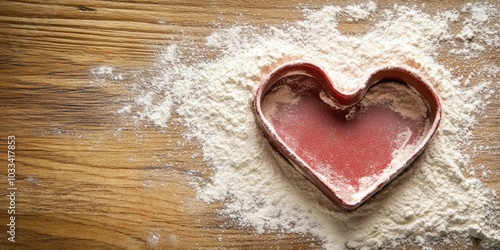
<box><xmin>0</xmin><ymin>0</ymin><xmax>498</xmax><ymax>249</ymax></box>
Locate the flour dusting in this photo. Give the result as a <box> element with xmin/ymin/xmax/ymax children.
<box><xmin>109</xmin><ymin>1</ymin><xmax>499</xmax><ymax>249</ymax></box>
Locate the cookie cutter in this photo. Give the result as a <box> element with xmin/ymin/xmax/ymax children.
<box><xmin>253</xmin><ymin>61</ymin><xmax>441</xmax><ymax>210</ymax></box>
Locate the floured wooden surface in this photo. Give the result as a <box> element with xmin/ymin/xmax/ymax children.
<box><xmin>0</xmin><ymin>0</ymin><xmax>498</xmax><ymax>249</ymax></box>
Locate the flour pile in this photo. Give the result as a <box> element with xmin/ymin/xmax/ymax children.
<box><xmin>118</xmin><ymin>2</ymin><xmax>499</xmax><ymax>249</ymax></box>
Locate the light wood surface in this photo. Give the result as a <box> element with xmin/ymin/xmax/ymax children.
<box><xmin>0</xmin><ymin>0</ymin><xmax>498</xmax><ymax>249</ymax></box>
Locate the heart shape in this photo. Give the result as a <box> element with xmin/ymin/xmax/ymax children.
<box><xmin>254</xmin><ymin>61</ymin><xmax>441</xmax><ymax>210</ymax></box>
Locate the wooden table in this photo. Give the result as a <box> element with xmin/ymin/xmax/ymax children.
<box><xmin>0</xmin><ymin>0</ymin><xmax>498</xmax><ymax>249</ymax></box>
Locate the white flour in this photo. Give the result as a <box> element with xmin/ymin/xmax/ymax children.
<box><xmin>107</xmin><ymin>1</ymin><xmax>499</xmax><ymax>249</ymax></box>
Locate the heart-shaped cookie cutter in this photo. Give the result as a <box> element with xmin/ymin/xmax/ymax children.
<box><xmin>253</xmin><ymin>61</ymin><xmax>442</xmax><ymax>210</ymax></box>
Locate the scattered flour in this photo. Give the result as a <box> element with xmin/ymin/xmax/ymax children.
<box><xmin>262</xmin><ymin>84</ymin><xmax>301</xmax><ymax>121</ymax></box>
<box><xmin>450</xmin><ymin>3</ymin><xmax>499</xmax><ymax>57</ymax></box>
<box><xmin>147</xmin><ymin>232</ymin><xmax>161</xmax><ymax>246</ymax></box>
<box><xmin>90</xmin><ymin>65</ymin><xmax>124</xmax><ymax>84</ymax></box>
<box><xmin>91</xmin><ymin>65</ymin><xmax>114</xmax><ymax>76</ymax></box>
<box><xmin>110</xmin><ymin>1</ymin><xmax>499</xmax><ymax>249</ymax></box>
<box><xmin>359</xmin><ymin>81</ymin><xmax>431</xmax><ymax>121</ymax></box>
<box><xmin>342</xmin><ymin>1</ymin><xmax>377</xmax><ymax>22</ymax></box>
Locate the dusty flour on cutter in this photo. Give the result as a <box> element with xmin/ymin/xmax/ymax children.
<box><xmin>115</xmin><ymin>1</ymin><xmax>499</xmax><ymax>249</ymax></box>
